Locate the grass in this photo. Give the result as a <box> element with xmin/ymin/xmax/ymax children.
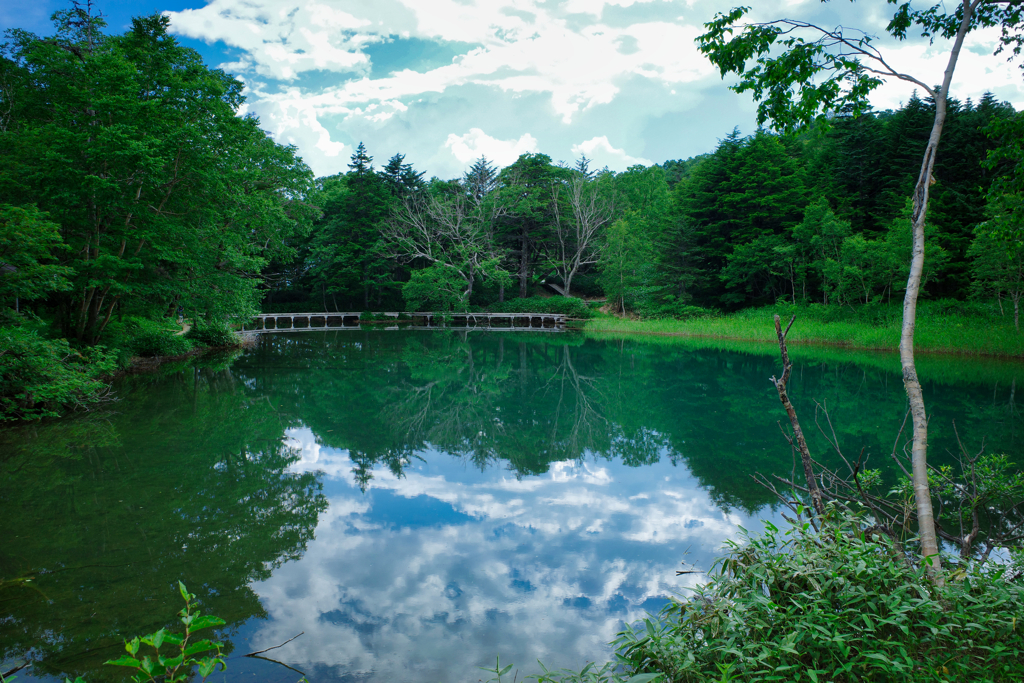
<box><xmin>584</xmin><ymin>301</ymin><xmax>1024</xmax><ymax>359</ymax></box>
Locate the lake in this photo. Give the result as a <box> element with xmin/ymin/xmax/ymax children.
<box><xmin>2</xmin><ymin>329</ymin><xmax>1022</xmax><ymax>682</ymax></box>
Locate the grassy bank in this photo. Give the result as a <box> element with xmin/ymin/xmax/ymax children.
<box><xmin>584</xmin><ymin>301</ymin><xmax>1024</xmax><ymax>358</ymax></box>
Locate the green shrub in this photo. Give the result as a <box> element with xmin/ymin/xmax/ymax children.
<box><xmin>487</xmin><ymin>296</ymin><xmax>593</xmax><ymax>319</ymax></box>
<box><xmin>0</xmin><ymin>321</ymin><xmax>115</xmax><ymax>421</ymax></box>
<box><xmin>132</xmin><ymin>331</ymin><xmax>192</xmax><ymax>357</ymax></box>
<box><xmin>614</xmin><ymin>512</ymin><xmax>1024</xmax><ymax>683</ymax></box>
<box><xmin>634</xmin><ymin>296</ymin><xmax>718</xmax><ymax>320</ymax></box>
<box><xmin>185</xmin><ymin>324</ymin><xmax>238</xmax><ymax>348</ymax></box>
<box><xmin>107</xmin><ymin>317</ymin><xmax>194</xmax><ymax>358</ymax></box>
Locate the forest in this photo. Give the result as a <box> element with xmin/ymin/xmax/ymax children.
<box><xmin>2</xmin><ymin>4</ymin><xmax>1024</xmax><ymax>421</ymax></box>
<box><xmin>270</xmin><ymin>92</ymin><xmax>1022</xmax><ymax>321</ymax></box>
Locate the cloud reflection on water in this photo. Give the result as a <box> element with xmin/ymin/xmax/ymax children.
<box><xmin>239</xmin><ymin>427</ymin><xmax>777</xmax><ymax>682</ymax></box>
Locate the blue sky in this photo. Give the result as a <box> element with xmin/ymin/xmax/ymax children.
<box><xmin>4</xmin><ymin>0</ymin><xmax>1023</xmax><ymax>179</ymax></box>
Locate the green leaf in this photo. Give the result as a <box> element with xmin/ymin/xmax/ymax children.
<box><xmin>161</xmin><ymin>633</ymin><xmax>184</xmax><ymax>646</ymax></box>
<box><xmin>184</xmin><ymin>639</ymin><xmax>222</xmax><ymax>657</ymax></box>
<box><xmin>178</xmin><ymin>581</ymin><xmax>191</xmax><ymax>602</ymax></box>
<box><xmin>625</xmin><ymin>674</ymin><xmax>665</xmax><ymax>683</ymax></box>
<box><xmin>104</xmin><ymin>655</ymin><xmax>143</xmax><ymax>669</ymax></box>
<box><xmin>190</xmin><ymin>615</ymin><xmax>227</xmax><ymax>631</ymax></box>
<box><xmin>143</xmin><ymin>628</ymin><xmax>166</xmax><ymax>650</ymax></box>
<box><xmin>161</xmin><ymin>654</ymin><xmax>184</xmax><ymax>669</ymax></box>
<box><xmin>197</xmin><ymin>657</ymin><xmax>225</xmax><ymax>679</ymax></box>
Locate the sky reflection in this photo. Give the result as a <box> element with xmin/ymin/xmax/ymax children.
<box><xmin>240</xmin><ymin>426</ymin><xmax>778</xmax><ymax>682</ymax></box>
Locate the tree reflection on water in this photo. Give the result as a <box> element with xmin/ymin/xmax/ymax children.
<box><xmin>2</xmin><ymin>331</ymin><xmax>1021</xmax><ymax>682</ymax></box>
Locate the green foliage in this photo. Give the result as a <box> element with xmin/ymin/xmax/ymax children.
<box><xmin>599</xmin><ymin>213</ymin><xmax>656</xmax><ymax>314</ymax></box>
<box><xmin>487</xmin><ymin>296</ymin><xmax>592</xmax><ymax>319</ymax></box>
<box><xmin>668</xmin><ymin>130</ymin><xmax>806</xmax><ymax>305</ymax></box>
<box><xmin>184</xmin><ymin>324</ymin><xmax>239</xmax><ymax>349</ymax></box>
<box><xmin>0</xmin><ymin>317</ymin><xmax>115</xmax><ymax>421</ymax></box>
<box><xmin>402</xmin><ymin>262</ymin><xmax>472</xmax><ymax>312</ymax></box>
<box><xmin>970</xmin><ymin>210</ymin><xmax>1024</xmax><ymax>328</ymax></box>
<box><xmin>614</xmin><ymin>514</ymin><xmax>1024</xmax><ymax>682</ymax></box>
<box><xmin>115</xmin><ymin>317</ymin><xmax>193</xmax><ymax>358</ymax></box>
<box><xmin>792</xmin><ymin>198</ymin><xmax>850</xmax><ymax>304</ymax></box>
<box><xmin>927</xmin><ymin>453</ymin><xmax>1024</xmax><ymax>557</ymax></box>
<box><xmin>103</xmin><ymin>581</ymin><xmax>226</xmax><ymax>683</ymax></box>
<box><xmin>633</xmin><ymin>299</ymin><xmax>718</xmax><ymax>321</ymax></box>
<box><xmin>696</xmin><ymin>4</ymin><xmax>1023</xmax><ymax>134</ymax></box>
<box><xmin>307</xmin><ymin>144</ymin><xmax>406</xmax><ymax>311</ymax></box>
<box><xmin>478</xmin><ymin>656</ymin><xmax>665</xmax><ymax>683</ymax></box>
<box><xmin>0</xmin><ymin>204</ymin><xmax>73</xmax><ymax>303</ymax></box>
<box><xmin>720</xmin><ymin>232</ymin><xmax>797</xmax><ymax>305</ymax></box>
<box><xmin>698</xmin><ymin>8</ymin><xmax>882</xmax><ymax>133</ymax></box>
<box><xmin>530</xmin><ymin>662</ymin><xmax>664</xmax><ymax>683</ymax></box>
<box><xmin>0</xmin><ymin>10</ymin><xmax>316</xmax><ymax>344</ymax></box>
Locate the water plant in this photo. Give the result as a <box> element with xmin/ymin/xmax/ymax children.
<box><xmin>101</xmin><ymin>582</ymin><xmax>226</xmax><ymax>683</ymax></box>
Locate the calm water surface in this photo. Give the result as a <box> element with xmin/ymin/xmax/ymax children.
<box><xmin>2</xmin><ymin>330</ymin><xmax>1022</xmax><ymax>682</ymax></box>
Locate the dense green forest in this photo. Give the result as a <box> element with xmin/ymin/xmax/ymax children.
<box><xmin>2</xmin><ymin>4</ymin><xmax>1024</xmax><ymax>420</ymax></box>
<box><xmin>266</xmin><ymin>93</ymin><xmax>1024</xmax><ymax>320</ymax></box>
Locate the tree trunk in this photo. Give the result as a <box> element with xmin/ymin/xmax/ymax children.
<box><xmin>771</xmin><ymin>315</ymin><xmax>825</xmax><ymax>516</ymax></box>
<box><xmin>1014</xmin><ymin>293</ymin><xmax>1020</xmax><ymax>331</ymax></box>
<box><xmin>899</xmin><ymin>0</ymin><xmax>976</xmax><ymax>584</ymax></box>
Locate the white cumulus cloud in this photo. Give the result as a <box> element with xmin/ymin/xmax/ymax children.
<box><xmin>160</xmin><ymin>0</ymin><xmax>1024</xmax><ymax>178</ymax></box>
<box><xmin>168</xmin><ymin>0</ymin><xmax>378</xmax><ymax>80</ymax></box>
<box><xmin>445</xmin><ymin>128</ymin><xmax>539</xmax><ymax>167</ymax></box>
<box><xmin>572</xmin><ymin>136</ymin><xmax>652</xmax><ymax>168</ymax></box>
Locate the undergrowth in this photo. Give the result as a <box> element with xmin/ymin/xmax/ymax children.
<box><xmin>0</xmin><ymin>314</ymin><xmax>115</xmax><ymax>420</ymax></box>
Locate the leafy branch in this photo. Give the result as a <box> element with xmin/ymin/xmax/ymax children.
<box><xmin>102</xmin><ymin>581</ymin><xmax>226</xmax><ymax>683</ymax></box>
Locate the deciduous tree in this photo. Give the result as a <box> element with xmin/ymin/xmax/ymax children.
<box><xmin>698</xmin><ymin>0</ymin><xmax>1024</xmax><ymax>578</ymax></box>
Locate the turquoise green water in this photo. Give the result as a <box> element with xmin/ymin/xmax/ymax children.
<box><xmin>1</xmin><ymin>330</ymin><xmax>1022</xmax><ymax>682</ymax></box>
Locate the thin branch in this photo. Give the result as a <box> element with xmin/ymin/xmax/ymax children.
<box><xmin>243</xmin><ymin>631</ymin><xmax>304</xmax><ymax>658</ymax></box>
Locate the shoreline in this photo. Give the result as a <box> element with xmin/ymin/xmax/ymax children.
<box><xmin>582</xmin><ymin>316</ymin><xmax>1024</xmax><ymax>361</ymax></box>
<box><xmin>111</xmin><ymin>339</ymin><xmax>250</xmax><ymax>378</ymax></box>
